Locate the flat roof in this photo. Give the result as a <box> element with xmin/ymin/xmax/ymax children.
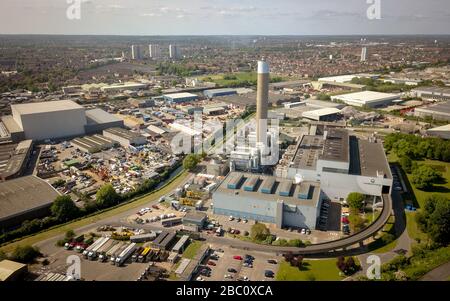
<box><xmin>11</xmin><ymin>100</ymin><xmax>83</xmax><ymax>115</ymax></box>
<box><xmin>427</xmin><ymin>124</ymin><xmax>450</xmax><ymax>132</ymax></box>
<box><xmin>163</xmin><ymin>92</ymin><xmax>198</xmax><ymax>99</ymax></box>
<box><xmin>291</xmin><ymin>135</ymin><xmax>324</xmax><ymax>170</ymax></box>
<box><xmin>356</xmin><ymin>138</ymin><xmax>392</xmax><ymax>178</ymax></box>
<box><xmin>331</xmin><ymin>91</ymin><xmax>399</xmax><ymax>105</ymax></box>
<box><xmin>1</xmin><ymin>116</ymin><xmax>23</xmax><ymax>134</ymax></box>
<box><xmin>216</xmin><ymin>172</ymin><xmax>321</xmax><ymax>207</ymax></box>
<box><xmin>184</xmin><ymin>211</ymin><xmax>207</xmax><ymax>222</ymax></box>
<box><xmin>85</xmin><ymin>108</ymin><xmax>122</xmax><ymax>124</ymax></box>
<box><xmin>319</xmin><ymin>128</ymin><xmax>349</xmax><ymax>163</ymax></box>
<box><xmin>0</xmin><ymin>260</ymin><xmax>27</xmax><ymax>281</ymax></box>
<box><xmin>302</xmin><ymin>108</ymin><xmax>341</xmax><ymax>118</ymax></box>
<box><xmin>415</xmin><ymin>100</ymin><xmax>450</xmax><ymax>115</ymax></box>
<box><xmin>103</xmin><ymin>127</ymin><xmax>144</xmax><ymax>140</ymax></box>
<box><xmin>0</xmin><ymin>176</ymin><xmax>60</xmax><ymax>222</ymax></box>
<box><xmin>413</xmin><ymin>86</ymin><xmax>450</xmax><ymax>94</ymax></box>
<box><xmin>0</xmin><ymin>140</ymin><xmax>32</xmax><ymax>178</ymax></box>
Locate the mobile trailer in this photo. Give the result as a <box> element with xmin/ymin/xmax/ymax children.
<box><xmin>88</xmin><ymin>237</ymin><xmax>110</xmax><ymax>260</ymax></box>
<box><xmin>102</xmin><ymin>242</ymin><xmax>123</xmax><ymax>262</ymax></box>
<box><xmin>82</xmin><ymin>236</ymin><xmax>107</xmax><ymax>257</ymax></box>
<box><xmin>138</xmin><ymin>247</ymin><xmax>151</xmax><ymax>262</ymax></box>
<box><xmin>98</xmin><ymin>240</ymin><xmax>119</xmax><ymax>262</ymax></box>
<box><xmin>132</xmin><ymin>247</ymin><xmax>144</xmax><ymax>262</ymax></box>
<box><xmin>110</xmin><ymin>243</ymin><xmax>129</xmax><ymax>265</ymax></box>
<box><xmin>116</xmin><ymin>243</ymin><xmax>137</xmax><ymax>266</ymax></box>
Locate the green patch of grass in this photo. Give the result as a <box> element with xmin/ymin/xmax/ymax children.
<box><xmin>276</xmin><ymin>259</ymin><xmax>343</xmax><ymax>281</ymax></box>
<box><xmin>367</xmin><ymin>216</ymin><xmax>398</xmax><ymax>253</ymax></box>
<box><xmin>403</xmin><ymin>246</ymin><xmax>450</xmax><ymax>280</ymax></box>
<box><xmin>405</xmin><ymin>211</ymin><xmax>428</xmax><ymax>243</ymax></box>
<box><xmin>182</xmin><ymin>240</ymin><xmax>203</xmax><ymax>259</ymax></box>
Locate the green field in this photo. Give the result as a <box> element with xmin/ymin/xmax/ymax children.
<box><xmin>182</xmin><ymin>240</ymin><xmax>203</xmax><ymax>259</ymax></box>
<box><xmin>367</xmin><ymin>216</ymin><xmax>398</xmax><ymax>253</ymax></box>
<box><xmin>276</xmin><ymin>259</ymin><xmax>343</xmax><ymax>281</ymax></box>
<box><xmin>0</xmin><ymin>170</ymin><xmax>189</xmax><ymax>254</ymax></box>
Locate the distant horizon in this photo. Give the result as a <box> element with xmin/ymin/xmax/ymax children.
<box><xmin>1</xmin><ymin>0</ymin><xmax>449</xmax><ymax>36</ymax></box>
<box><xmin>1</xmin><ymin>33</ymin><xmax>450</xmax><ymax>37</ymax></box>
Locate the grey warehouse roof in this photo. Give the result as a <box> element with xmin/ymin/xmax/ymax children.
<box><xmin>85</xmin><ymin>108</ymin><xmax>122</xmax><ymax>124</ymax></box>
<box><xmin>11</xmin><ymin>100</ymin><xmax>83</xmax><ymax>115</ymax></box>
<box><xmin>0</xmin><ymin>176</ymin><xmax>60</xmax><ymax>221</ymax></box>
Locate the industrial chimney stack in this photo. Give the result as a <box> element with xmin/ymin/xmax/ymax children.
<box><xmin>256</xmin><ymin>59</ymin><xmax>269</xmax><ymax>144</ymax></box>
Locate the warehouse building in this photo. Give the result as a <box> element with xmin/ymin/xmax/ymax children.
<box><xmin>0</xmin><ymin>260</ymin><xmax>28</xmax><ymax>281</ymax></box>
<box><xmin>71</xmin><ymin>134</ymin><xmax>117</xmax><ymax>153</ymax></box>
<box><xmin>178</xmin><ymin>244</ymin><xmax>210</xmax><ymax>281</ymax></box>
<box><xmin>412</xmin><ymin>87</ymin><xmax>450</xmax><ymax>101</ymax></box>
<box><xmin>163</xmin><ymin>92</ymin><xmax>199</xmax><ymax>104</ymax></box>
<box><xmin>0</xmin><ymin>175</ymin><xmax>60</xmax><ymax>229</ymax></box>
<box><xmin>103</xmin><ymin>128</ymin><xmax>147</xmax><ymax>147</ymax></box>
<box><xmin>100</xmin><ymin>82</ymin><xmax>147</xmax><ymax>93</ymax></box>
<box><xmin>0</xmin><ymin>140</ymin><xmax>33</xmax><ymax>181</ymax></box>
<box><xmin>183</xmin><ymin>211</ymin><xmax>207</xmax><ymax>229</ymax></box>
<box><xmin>302</xmin><ymin>108</ymin><xmax>341</xmax><ymax>121</ymax></box>
<box><xmin>172</xmin><ymin>235</ymin><xmax>190</xmax><ymax>254</ymax></box>
<box><xmin>202</xmin><ymin>103</ymin><xmax>228</xmax><ymax>115</ymax></box>
<box><xmin>426</xmin><ymin>124</ymin><xmax>450</xmax><ymax>139</ymax></box>
<box><xmin>10</xmin><ymin>100</ymin><xmax>87</xmax><ymax>141</ymax></box>
<box><xmin>84</xmin><ymin>109</ymin><xmax>124</xmax><ymax>134</ymax></box>
<box><xmin>277</xmin><ymin>128</ymin><xmax>393</xmax><ymax>200</ymax></box>
<box><xmin>0</xmin><ymin>116</ymin><xmax>25</xmax><ymax>142</ymax></box>
<box><xmin>152</xmin><ymin>231</ymin><xmax>177</xmax><ymax>250</ymax></box>
<box><xmin>213</xmin><ymin>172</ymin><xmax>323</xmax><ymax>229</ymax></box>
<box><xmin>3</xmin><ymin>101</ymin><xmax>122</xmax><ymax>141</ymax></box>
<box><xmin>331</xmin><ymin>91</ymin><xmax>399</xmax><ymax>108</ymax></box>
<box><xmin>204</xmin><ymin>88</ymin><xmax>238</xmax><ymax>99</ymax></box>
<box><xmin>414</xmin><ymin>101</ymin><xmax>450</xmax><ymax>121</ymax></box>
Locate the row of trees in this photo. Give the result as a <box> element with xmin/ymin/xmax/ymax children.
<box><xmin>384</xmin><ymin>133</ymin><xmax>450</xmax><ymax>163</ymax></box>
<box><xmin>346</xmin><ymin>193</ymin><xmax>368</xmax><ymax>233</ymax></box>
<box><xmin>0</xmin><ymin>245</ymin><xmax>41</xmax><ymax>264</ymax></box>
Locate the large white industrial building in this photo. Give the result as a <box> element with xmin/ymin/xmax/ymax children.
<box><xmin>3</xmin><ymin>100</ymin><xmax>124</xmax><ymax>141</ymax></box>
<box><xmin>11</xmin><ymin>100</ymin><xmax>87</xmax><ymax>141</ymax></box>
<box><xmin>331</xmin><ymin>91</ymin><xmax>399</xmax><ymax>108</ymax></box>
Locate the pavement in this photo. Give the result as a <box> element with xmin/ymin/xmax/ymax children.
<box><xmin>420</xmin><ymin>262</ymin><xmax>450</xmax><ymax>281</ymax></box>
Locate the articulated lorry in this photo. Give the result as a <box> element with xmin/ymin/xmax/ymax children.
<box><xmin>97</xmin><ymin>240</ymin><xmax>118</xmax><ymax>262</ymax></box>
<box><xmin>88</xmin><ymin>237</ymin><xmax>110</xmax><ymax>260</ymax></box>
<box><xmin>138</xmin><ymin>247</ymin><xmax>151</xmax><ymax>263</ymax></box>
<box><xmin>101</xmin><ymin>242</ymin><xmax>123</xmax><ymax>262</ymax></box>
<box><xmin>116</xmin><ymin>243</ymin><xmax>137</xmax><ymax>267</ymax></box>
<box><xmin>82</xmin><ymin>236</ymin><xmax>107</xmax><ymax>258</ymax></box>
<box><xmin>110</xmin><ymin>243</ymin><xmax>129</xmax><ymax>265</ymax></box>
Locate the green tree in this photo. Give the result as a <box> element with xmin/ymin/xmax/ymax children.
<box><xmin>95</xmin><ymin>184</ymin><xmax>121</xmax><ymax>209</ymax></box>
<box><xmin>0</xmin><ymin>250</ymin><xmax>7</xmax><ymax>261</ymax></box>
<box><xmin>347</xmin><ymin>192</ymin><xmax>365</xmax><ymax>210</ymax></box>
<box><xmin>65</xmin><ymin>230</ymin><xmax>76</xmax><ymax>241</ymax></box>
<box><xmin>399</xmin><ymin>156</ymin><xmax>413</xmax><ymax>173</ymax></box>
<box><xmin>50</xmin><ymin>195</ymin><xmax>80</xmax><ymax>222</ymax></box>
<box><xmin>415</xmin><ymin>195</ymin><xmax>450</xmax><ymax>245</ymax></box>
<box><xmin>10</xmin><ymin>245</ymin><xmax>41</xmax><ymax>264</ymax></box>
<box><xmin>183</xmin><ymin>154</ymin><xmax>201</xmax><ymax>171</ymax></box>
<box><xmin>411</xmin><ymin>165</ymin><xmax>442</xmax><ymax>190</ymax></box>
<box><xmin>250</xmin><ymin>223</ymin><xmax>271</xmax><ymax>242</ymax></box>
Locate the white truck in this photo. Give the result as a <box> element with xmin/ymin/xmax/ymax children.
<box><xmin>88</xmin><ymin>237</ymin><xmax>110</xmax><ymax>260</ymax></box>
<box><xmin>96</xmin><ymin>239</ymin><xmax>117</xmax><ymax>262</ymax></box>
<box><xmin>110</xmin><ymin>243</ymin><xmax>129</xmax><ymax>265</ymax></box>
<box><xmin>115</xmin><ymin>243</ymin><xmax>137</xmax><ymax>267</ymax></box>
<box><xmin>82</xmin><ymin>237</ymin><xmax>107</xmax><ymax>258</ymax></box>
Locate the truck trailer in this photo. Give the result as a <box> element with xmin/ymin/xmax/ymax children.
<box><xmin>116</xmin><ymin>243</ymin><xmax>137</xmax><ymax>266</ymax></box>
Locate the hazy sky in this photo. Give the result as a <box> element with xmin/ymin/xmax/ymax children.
<box><xmin>1</xmin><ymin>0</ymin><xmax>449</xmax><ymax>35</ymax></box>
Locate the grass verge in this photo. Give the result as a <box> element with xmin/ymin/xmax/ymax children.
<box><xmin>276</xmin><ymin>259</ymin><xmax>343</xmax><ymax>281</ymax></box>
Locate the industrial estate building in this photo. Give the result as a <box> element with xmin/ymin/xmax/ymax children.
<box><xmin>71</xmin><ymin>134</ymin><xmax>118</xmax><ymax>153</ymax></box>
<box><xmin>0</xmin><ymin>175</ymin><xmax>60</xmax><ymax>229</ymax></box>
<box><xmin>331</xmin><ymin>91</ymin><xmax>399</xmax><ymax>108</ymax></box>
<box><xmin>302</xmin><ymin>108</ymin><xmax>341</xmax><ymax>121</ymax></box>
<box><xmin>0</xmin><ymin>100</ymin><xmax>124</xmax><ymax>142</ymax></box>
<box><xmin>275</xmin><ymin>128</ymin><xmax>393</xmax><ymax>199</ymax></box>
<box><xmin>163</xmin><ymin>92</ymin><xmax>199</xmax><ymax>104</ymax></box>
<box><xmin>213</xmin><ymin>172</ymin><xmax>323</xmax><ymax>229</ymax></box>
<box><xmin>0</xmin><ymin>140</ymin><xmax>33</xmax><ymax>181</ymax></box>
<box><xmin>414</xmin><ymin>100</ymin><xmax>450</xmax><ymax>121</ymax></box>
<box><xmin>103</xmin><ymin>128</ymin><xmax>147</xmax><ymax>148</ymax></box>
<box><xmin>412</xmin><ymin>87</ymin><xmax>450</xmax><ymax>101</ymax></box>
<box><xmin>426</xmin><ymin>124</ymin><xmax>450</xmax><ymax>140</ymax></box>
<box><xmin>204</xmin><ymin>88</ymin><xmax>238</xmax><ymax>99</ymax></box>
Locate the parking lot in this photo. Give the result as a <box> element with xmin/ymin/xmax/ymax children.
<box><xmin>196</xmin><ymin>244</ymin><xmax>281</xmax><ymax>281</ymax></box>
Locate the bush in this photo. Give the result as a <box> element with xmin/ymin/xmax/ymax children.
<box><xmin>95</xmin><ymin>184</ymin><xmax>121</xmax><ymax>209</ymax></box>
<box><xmin>347</xmin><ymin>192</ymin><xmax>365</xmax><ymax>210</ymax></box>
<box><xmin>415</xmin><ymin>195</ymin><xmax>450</xmax><ymax>245</ymax></box>
<box><xmin>10</xmin><ymin>245</ymin><xmax>41</xmax><ymax>264</ymax></box>
<box><xmin>183</xmin><ymin>154</ymin><xmax>201</xmax><ymax>171</ymax></box>
<box><xmin>51</xmin><ymin>195</ymin><xmax>80</xmax><ymax>222</ymax></box>
<box><xmin>381</xmin><ymin>233</ymin><xmax>396</xmax><ymax>244</ymax></box>
<box><xmin>250</xmin><ymin>223</ymin><xmax>271</xmax><ymax>242</ymax></box>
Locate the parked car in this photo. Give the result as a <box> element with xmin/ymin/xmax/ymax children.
<box><xmin>264</xmin><ymin>270</ymin><xmax>275</xmax><ymax>278</ymax></box>
<box><xmin>227</xmin><ymin>268</ymin><xmax>237</xmax><ymax>273</ymax></box>
<box><xmin>233</xmin><ymin>255</ymin><xmax>243</xmax><ymax>260</ymax></box>
<box><xmin>207</xmin><ymin>261</ymin><xmax>216</xmax><ymax>266</ymax></box>
<box><xmin>267</xmin><ymin>259</ymin><xmax>277</xmax><ymax>264</ymax></box>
